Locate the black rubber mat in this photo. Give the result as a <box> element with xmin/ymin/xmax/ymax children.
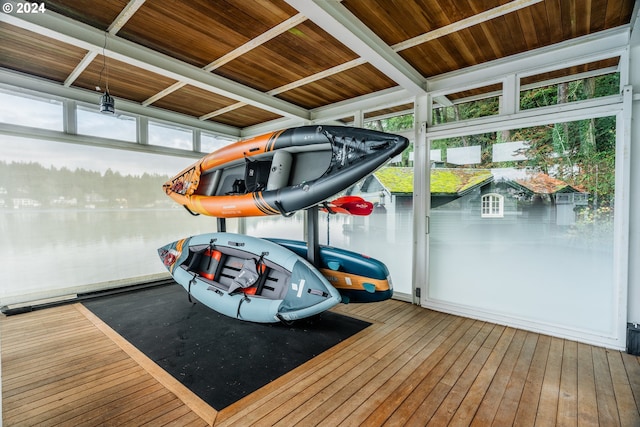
<box><xmin>83</xmin><ymin>282</ymin><xmax>370</xmax><ymax>410</ymax></box>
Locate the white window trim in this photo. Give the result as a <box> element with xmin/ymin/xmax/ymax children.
<box><xmin>481</xmin><ymin>193</ymin><xmax>504</xmax><ymax>218</ymax></box>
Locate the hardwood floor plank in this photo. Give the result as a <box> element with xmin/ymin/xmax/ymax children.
<box><xmin>576</xmin><ymin>343</ymin><xmax>599</xmax><ymax>426</ymax></box>
<box><xmin>76</xmin><ymin>384</ymin><xmax>170</xmax><ymax>425</ymax></box>
<box><xmin>3</xmin><ymin>358</ymin><xmax>138</xmax><ymax>407</ymax></box>
<box><xmin>138</xmin><ymin>399</ymin><xmax>191</xmax><ymax>426</ymax></box>
<box><xmin>3</xmin><ymin>336</ymin><xmax>117</xmax><ymax>377</ymax></box>
<box><xmin>348</xmin><ymin>314</ymin><xmax>460</xmax><ymax>426</ymax></box>
<box><xmin>1</xmin><ymin>304</ymin><xmax>210</xmax><ymax>427</ymax></box>
<box><xmin>338</xmin><ymin>316</ymin><xmax>461</xmax><ymax>426</ymax></box>
<box><xmin>469</xmin><ymin>329</ymin><xmax>528</xmax><ymax>426</ymax></box>
<box><xmin>592</xmin><ymin>346</ymin><xmax>621</xmax><ymax>425</ymax></box>
<box><xmin>3</xmin><ymin>347</ymin><xmax>128</xmax><ymax>395</ymax></box>
<box><xmin>606</xmin><ymin>350</ymin><xmax>639</xmax><ymax>426</ymax></box>
<box><xmin>4</xmin><ymin>366</ymin><xmax>150</xmax><ymax>425</ymax></box>
<box><xmin>383</xmin><ymin>318</ymin><xmax>482</xmax><ymax>426</ymax></box>
<box><xmin>447</xmin><ymin>327</ymin><xmax>517</xmax><ymax>427</ymax></box>
<box><xmin>296</xmin><ymin>312</ymin><xmax>455</xmax><ymax>426</ymax></box>
<box><xmin>215</xmin><ymin>303</ymin><xmax>426</xmax><ymax>426</ymax></box>
<box><xmin>489</xmin><ymin>332</ymin><xmax>539</xmax><ymax>426</ymax></box>
<box><xmin>357</xmin><ymin>316</ymin><xmax>469</xmax><ymax>426</ymax></box>
<box><xmin>535</xmin><ymin>337</ymin><xmax>564</xmax><ymax>426</ymax></box>
<box><xmin>42</xmin><ymin>378</ymin><xmax>161</xmax><ymax>426</ymax></box>
<box><xmin>621</xmin><ymin>352</ymin><xmax>640</xmax><ymax>414</ymax></box>
<box><xmin>224</xmin><ymin>306</ymin><xmax>433</xmax><ymax>426</ymax></box>
<box><xmin>168</xmin><ymin>411</ymin><xmax>211</xmax><ymax>427</ymax></box>
<box><xmin>557</xmin><ymin>340</ymin><xmax>578</xmax><ymax>427</ymax></box>
<box><xmin>513</xmin><ymin>334</ymin><xmax>551</xmax><ymax>426</ymax></box>
<box><xmin>402</xmin><ymin>323</ymin><xmax>496</xmax><ymax>426</ymax></box>
<box><xmin>424</xmin><ymin>329</ymin><xmax>500</xmax><ymax>427</ymax></box>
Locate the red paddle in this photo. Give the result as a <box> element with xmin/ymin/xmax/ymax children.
<box><xmin>320</xmin><ymin>196</ymin><xmax>373</xmax><ymax>216</ymax></box>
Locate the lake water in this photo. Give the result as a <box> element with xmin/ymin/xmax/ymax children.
<box><xmin>1</xmin><ymin>208</ymin><xmax>413</xmax><ymax>305</ymax></box>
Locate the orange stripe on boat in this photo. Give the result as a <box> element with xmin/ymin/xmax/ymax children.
<box><xmin>319</xmin><ymin>269</ymin><xmax>391</xmax><ymax>292</ymax></box>
<box><xmin>267</xmin><ymin>129</ymin><xmax>285</xmax><ymax>152</ymax></box>
<box><xmin>253</xmin><ymin>192</ymin><xmax>280</xmax><ymax>215</ymax></box>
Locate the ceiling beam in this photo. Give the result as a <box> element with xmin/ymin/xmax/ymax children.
<box><xmin>1</xmin><ymin>11</ymin><xmax>311</xmax><ymax>121</ymax></box>
<box><xmin>285</xmin><ymin>0</ymin><xmax>426</xmax><ymax>96</ymax></box>
<box><xmin>65</xmin><ymin>0</ymin><xmax>146</xmax><ymax>87</ymax></box>
<box><xmin>107</xmin><ymin>0</ymin><xmax>147</xmax><ymax>33</ymax></box>
<box><xmin>64</xmin><ymin>51</ymin><xmax>98</xmax><ymax>87</ymax></box>
<box><xmin>205</xmin><ymin>0</ymin><xmax>537</xmax><ymax>119</ymax></box>
<box><xmin>391</xmin><ymin>0</ymin><xmax>543</xmax><ymax>51</ymax></box>
<box><xmin>143</xmin><ymin>13</ymin><xmax>307</xmax><ymax>107</ymax></box>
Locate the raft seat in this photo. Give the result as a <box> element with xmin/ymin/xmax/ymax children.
<box><xmin>266</xmin><ymin>150</ymin><xmax>292</xmax><ymax>190</ymax></box>
<box><xmin>258</xmin><ymin>270</ymin><xmax>289</xmax><ymax>299</ymax></box>
<box><xmin>216</xmin><ymin>257</ymin><xmax>246</xmax><ymax>291</ymax></box>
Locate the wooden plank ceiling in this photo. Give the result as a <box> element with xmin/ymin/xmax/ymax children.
<box><xmin>0</xmin><ymin>0</ymin><xmax>636</xmax><ymax>132</ymax></box>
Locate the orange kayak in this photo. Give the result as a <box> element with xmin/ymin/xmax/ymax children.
<box><xmin>163</xmin><ymin>125</ymin><xmax>409</xmax><ymax>218</ymax></box>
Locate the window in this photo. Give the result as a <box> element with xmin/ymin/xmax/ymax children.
<box><xmin>481</xmin><ymin>193</ymin><xmax>504</xmax><ymax>218</ymax></box>
<box><xmin>519</xmin><ymin>69</ymin><xmax>619</xmax><ymax>111</ymax></box>
<box><xmin>201</xmin><ymin>132</ymin><xmax>233</xmax><ymax>153</ymax></box>
<box><xmin>0</xmin><ymin>135</ymin><xmax>217</xmax><ymax>306</ymax></box>
<box><xmin>148</xmin><ymin>121</ymin><xmax>192</xmax><ymax>150</ymax></box>
<box><xmin>428</xmin><ymin>117</ymin><xmax>618</xmax><ymax>343</ymax></box>
<box><xmin>431</xmin><ymin>84</ymin><xmax>502</xmax><ymax>125</ymax></box>
<box><xmin>77</xmin><ymin>105</ymin><xmax>137</xmax><ymax>142</ymax></box>
<box><xmin>0</xmin><ymin>89</ymin><xmax>63</xmax><ymax>131</ymax></box>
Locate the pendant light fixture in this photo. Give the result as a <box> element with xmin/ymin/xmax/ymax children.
<box><xmin>99</xmin><ymin>91</ymin><xmax>115</xmax><ymax>114</ymax></box>
<box><xmin>97</xmin><ymin>32</ymin><xmax>115</xmax><ymax>114</ymax></box>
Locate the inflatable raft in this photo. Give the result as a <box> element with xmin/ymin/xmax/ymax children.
<box><xmin>163</xmin><ymin>125</ymin><xmax>408</xmax><ymax>218</ymax></box>
<box><xmin>158</xmin><ymin>232</ymin><xmax>342</xmax><ymax>323</ymax></box>
<box><xmin>267</xmin><ymin>238</ymin><xmax>393</xmax><ymax>303</ymax></box>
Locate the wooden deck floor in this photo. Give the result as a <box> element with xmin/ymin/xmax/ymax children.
<box><xmin>2</xmin><ymin>299</ymin><xmax>640</xmax><ymax>426</ymax></box>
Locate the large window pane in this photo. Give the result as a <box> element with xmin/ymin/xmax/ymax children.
<box><xmin>431</xmin><ymin>84</ymin><xmax>501</xmax><ymax>125</ymax></box>
<box><xmin>428</xmin><ymin>117</ymin><xmax>616</xmax><ymax>335</ymax></box>
<box><xmin>0</xmin><ymin>136</ymin><xmax>214</xmax><ymax>305</ymax></box>
<box><xmin>77</xmin><ymin>105</ymin><xmax>137</xmax><ymax>142</ymax></box>
<box><xmin>201</xmin><ymin>132</ymin><xmax>233</xmax><ymax>153</ymax></box>
<box><xmin>149</xmin><ymin>121</ymin><xmax>192</xmax><ymax>150</ymax></box>
<box><xmin>0</xmin><ymin>90</ymin><xmax>63</xmax><ymax>131</ymax></box>
<box><xmin>520</xmin><ymin>72</ymin><xmax>620</xmax><ymax>110</ymax></box>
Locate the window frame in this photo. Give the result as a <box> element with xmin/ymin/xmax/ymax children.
<box><xmin>481</xmin><ymin>193</ymin><xmax>504</xmax><ymax>218</ymax></box>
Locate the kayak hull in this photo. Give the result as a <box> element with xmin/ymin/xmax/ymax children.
<box><xmin>267</xmin><ymin>238</ymin><xmax>393</xmax><ymax>303</ymax></box>
<box><xmin>158</xmin><ymin>233</ymin><xmax>342</xmax><ymax>323</ymax></box>
<box><xmin>164</xmin><ymin>126</ymin><xmax>409</xmax><ymax>218</ymax></box>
